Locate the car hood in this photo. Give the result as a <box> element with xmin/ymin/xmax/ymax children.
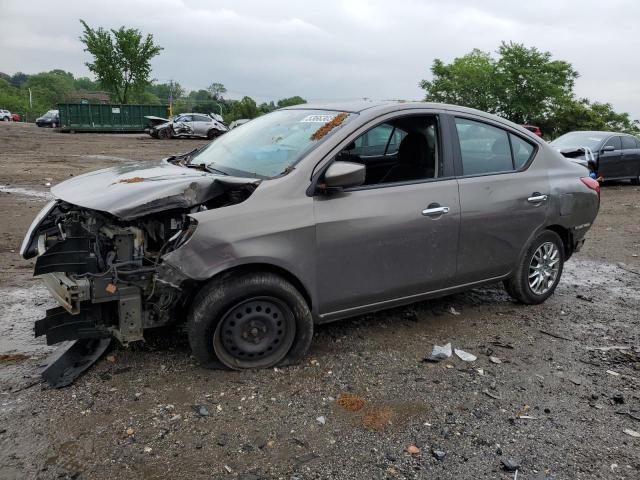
<box><xmin>51</xmin><ymin>160</ymin><xmax>260</xmax><ymax>220</ymax></box>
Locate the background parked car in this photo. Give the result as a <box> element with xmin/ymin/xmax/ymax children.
<box><xmin>0</xmin><ymin>109</ymin><xmax>12</xmax><ymax>121</ymax></box>
<box><xmin>521</xmin><ymin>124</ymin><xmax>543</xmax><ymax>137</ymax></box>
<box><xmin>145</xmin><ymin>113</ymin><xmax>228</xmax><ymax>139</ymax></box>
<box><xmin>11</xmin><ymin>113</ymin><xmax>21</xmax><ymax>122</ymax></box>
<box><xmin>36</xmin><ymin>110</ymin><xmax>60</xmax><ymax>128</ymax></box>
<box><xmin>551</xmin><ymin>131</ymin><xmax>640</xmax><ymax>183</ymax></box>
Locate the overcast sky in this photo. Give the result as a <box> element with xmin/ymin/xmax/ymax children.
<box><xmin>1</xmin><ymin>0</ymin><xmax>639</xmax><ymax>118</ymax></box>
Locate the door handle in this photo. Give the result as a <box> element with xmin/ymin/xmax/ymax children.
<box><xmin>527</xmin><ymin>193</ymin><xmax>548</xmax><ymax>203</ymax></box>
<box><xmin>422</xmin><ymin>205</ymin><xmax>450</xmax><ymax>217</ymax></box>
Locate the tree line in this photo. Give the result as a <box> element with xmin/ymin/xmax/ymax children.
<box><xmin>0</xmin><ymin>70</ymin><xmax>306</xmax><ymax>123</ymax></box>
<box><xmin>421</xmin><ymin>42</ymin><xmax>639</xmax><ymax>138</ymax></box>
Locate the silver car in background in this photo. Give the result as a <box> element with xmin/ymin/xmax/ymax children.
<box><xmin>145</xmin><ymin>112</ymin><xmax>228</xmax><ymax>139</ymax></box>
<box><xmin>22</xmin><ymin>101</ymin><xmax>600</xmax><ymax>378</ymax></box>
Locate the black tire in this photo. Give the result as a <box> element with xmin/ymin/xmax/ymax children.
<box><xmin>187</xmin><ymin>271</ymin><xmax>313</xmax><ymax>370</ymax></box>
<box><xmin>504</xmin><ymin>230</ymin><xmax>564</xmax><ymax>305</ymax></box>
<box><xmin>157</xmin><ymin>128</ymin><xmax>171</xmax><ymax>140</ymax></box>
<box><xmin>206</xmin><ymin>129</ymin><xmax>218</xmax><ymax>140</ymax></box>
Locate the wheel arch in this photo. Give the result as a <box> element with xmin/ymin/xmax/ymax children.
<box><xmin>198</xmin><ymin>262</ymin><xmax>314</xmax><ymax>313</ymax></box>
<box><xmin>545</xmin><ymin>224</ymin><xmax>574</xmax><ymax>260</ymax></box>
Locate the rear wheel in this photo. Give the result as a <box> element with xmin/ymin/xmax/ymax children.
<box><xmin>631</xmin><ymin>175</ymin><xmax>640</xmax><ymax>185</ymax></box>
<box><xmin>188</xmin><ymin>272</ymin><xmax>313</xmax><ymax>369</ymax></box>
<box><xmin>504</xmin><ymin>230</ymin><xmax>564</xmax><ymax>304</ymax></box>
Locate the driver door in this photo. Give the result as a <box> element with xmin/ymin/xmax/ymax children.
<box><xmin>174</xmin><ymin>114</ymin><xmax>194</xmax><ymax>135</ymax></box>
<box><xmin>313</xmin><ymin>113</ymin><xmax>460</xmax><ymax>319</ymax></box>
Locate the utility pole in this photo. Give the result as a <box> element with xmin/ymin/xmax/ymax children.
<box><xmin>28</xmin><ymin>88</ymin><xmax>33</xmax><ymax>122</ymax></box>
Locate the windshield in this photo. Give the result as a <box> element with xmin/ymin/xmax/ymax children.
<box><xmin>551</xmin><ymin>132</ymin><xmax>605</xmax><ymax>150</ymax></box>
<box><xmin>44</xmin><ymin>111</ymin><xmax>57</xmax><ymax>118</ymax></box>
<box><xmin>190</xmin><ymin>109</ymin><xmax>352</xmax><ymax>178</ymax></box>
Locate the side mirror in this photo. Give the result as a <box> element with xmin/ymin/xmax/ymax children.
<box><xmin>323</xmin><ymin>161</ymin><xmax>365</xmax><ymax>190</ymax></box>
<box><xmin>602</xmin><ymin>145</ymin><xmax>615</xmax><ymax>152</ymax></box>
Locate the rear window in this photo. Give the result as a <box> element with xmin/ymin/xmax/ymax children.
<box><xmin>621</xmin><ymin>136</ymin><xmax>638</xmax><ymax>150</ymax></box>
<box><xmin>510</xmin><ymin>134</ymin><xmax>535</xmax><ymax>168</ymax></box>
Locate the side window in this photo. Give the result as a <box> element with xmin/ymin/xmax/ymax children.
<box><xmin>455</xmin><ymin>118</ymin><xmax>513</xmax><ymax>175</ymax></box>
<box><xmin>621</xmin><ymin>136</ymin><xmax>637</xmax><ymax>150</ymax></box>
<box><xmin>510</xmin><ymin>134</ymin><xmax>535</xmax><ymax>169</ymax></box>
<box><xmin>603</xmin><ymin>136</ymin><xmax>621</xmax><ymax>150</ymax></box>
<box><xmin>336</xmin><ymin>115</ymin><xmax>441</xmax><ymax>186</ymax></box>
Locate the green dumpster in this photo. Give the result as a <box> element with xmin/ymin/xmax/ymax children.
<box><xmin>57</xmin><ymin>103</ymin><xmax>170</xmax><ymax>132</ymax></box>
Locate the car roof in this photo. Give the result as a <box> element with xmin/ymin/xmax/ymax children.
<box><xmin>561</xmin><ymin>130</ymin><xmax>634</xmax><ymax>137</ymax></box>
<box><xmin>281</xmin><ymin>100</ymin><xmax>535</xmax><ymax>137</ymax></box>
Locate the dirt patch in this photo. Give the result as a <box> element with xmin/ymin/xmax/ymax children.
<box><xmin>362</xmin><ymin>406</ymin><xmax>394</xmax><ymax>431</ymax></box>
<box><xmin>336</xmin><ymin>393</ymin><xmax>366</xmax><ymax>412</ymax></box>
<box><xmin>0</xmin><ymin>122</ymin><xmax>639</xmax><ymax>479</ymax></box>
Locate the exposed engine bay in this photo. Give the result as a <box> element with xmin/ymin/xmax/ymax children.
<box><xmin>22</xmin><ymin>168</ymin><xmax>259</xmax><ymax>353</ymax></box>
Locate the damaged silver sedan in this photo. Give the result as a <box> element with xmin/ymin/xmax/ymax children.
<box><xmin>22</xmin><ymin>101</ymin><xmax>600</xmax><ymax>384</ymax></box>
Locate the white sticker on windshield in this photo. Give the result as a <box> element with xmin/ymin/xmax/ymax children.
<box><xmin>588</xmin><ymin>137</ymin><xmax>603</xmax><ymax>141</ymax></box>
<box><xmin>300</xmin><ymin>114</ymin><xmax>336</xmax><ymax>123</ymax></box>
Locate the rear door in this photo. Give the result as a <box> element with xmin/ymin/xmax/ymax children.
<box><xmin>192</xmin><ymin>114</ymin><xmax>212</xmax><ymax>136</ymax></box>
<box><xmin>621</xmin><ymin>135</ymin><xmax>640</xmax><ymax>179</ymax></box>
<box><xmin>452</xmin><ymin>115</ymin><xmax>548</xmax><ymax>283</ymax></box>
<box><xmin>597</xmin><ymin>135</ymin><xmax>623</xmax><ymax>179</ymax></box>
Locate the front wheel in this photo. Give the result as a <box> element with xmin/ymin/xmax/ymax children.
<box><xmin>504</xmin><ymin>230</ymin><xmax>564</xmax><ymax>304</ymax></box>
<box><xmin>187</xmin><ymin>272</ymin><xmax>313</xmax><ymax>369</ymax></box>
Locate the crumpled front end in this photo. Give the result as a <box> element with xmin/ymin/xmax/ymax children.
<box><xmin>24</xmin><ymin>201</ymin><xmax>194</xmax><ymax>346</ymax></box>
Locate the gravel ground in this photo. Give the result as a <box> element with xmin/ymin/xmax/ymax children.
<box><xmin>0</xmin><ymin>122</ymin><xmax>639</xmax><ymax>480</ymax></box>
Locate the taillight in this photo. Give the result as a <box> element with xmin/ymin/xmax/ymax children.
<box><xmin>580</xmin><ymin>177</ymin><xmax>600</xmax><ymax>197</ymax></box>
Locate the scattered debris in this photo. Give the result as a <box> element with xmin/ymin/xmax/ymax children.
<box><xmin>489</xmin><ymin>356</ymin><xmax>502</xmax><ymax>364</ymax></box>
<box><xmin>405</xmin><ymin>445</ymin><xmax>420</xmax><ymax>455</ymax></box>
<box><xmin>125</xmin><ymin>427</ymin><xmax>135</xmax><ymax>436</ymax></box>
<box><xmin>567</xmin><ymin>376</ymin><xmax>582</xmax><ymax>386</ymax></box>
<box><xmin>424</xmin><ymin>343</ymin><xmax>452</xmax><ymax>362</ymax></box>
<box><xmin>606</xmin><ymin>370</ymin><xmax>620</xmax><ymax>377</ymax></box>
<box><xmin>454</xmin><ymin>348</ymin><xmax>477</xmax><ymax>362</ymax></box>
<box><xmin>540</xmin><ymin>329</ymin><xmax>572</xmax><ymax>341</ymax></box>
<box><xmin>483</xmin><ymin>389</ymin><xmax>501</xmax><ymax>400</ymax></box>
<box><xmin>623</xmin><ymin>428</ymin><xmax>640</xmax><ymax>438</ymax></box>
<box><xmin>432</xmin><ymin>449</ymin><xmax>446</xmax><ymax>460</ymax></box>
<box><xmin>193</xmin><ymin>405</ymin><xmax>210</xmax><ymax>417</ymax></box>
<box><xmin>316</xmin><ymin>416</ymin><xmax>326</xmax><ymax>426</ymax></box>
<box><xmin>336</xmin><ymin>393</ymin><xmax>366</xmax><ymax>412</ymax></box>
<box><xmin>143</xmin><ymin>446</ymin><xmax>152</xmax><ymax>453</ymax></box>
<box><xmin>576</xmin><ymin>294</ymin><xmax>594</xmax><ymax>302</ymax></box>
<box><xmin>449</xmin><ymin>307</ymin><xmax>460</xmax><ymax>316</ymax></box>
<box><xmin>613</xmin><ymin>394</ymin><xmax>625</xmax><ymax>405</ymax></box>
<box><xmin>490</xmin><ymin>341</ymin><xmax>514</xmax><ymax>350</ymax></box>
<box><xmin>501</xmin><ymin>458</ymin><xmax>521</xmax><ymax>472</ymax></box>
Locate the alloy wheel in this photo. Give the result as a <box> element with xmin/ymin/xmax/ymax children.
<box><xmin>528</xmin><ymin>241</ymin><xmax>560</xmax><ymax>295</ymax></box>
